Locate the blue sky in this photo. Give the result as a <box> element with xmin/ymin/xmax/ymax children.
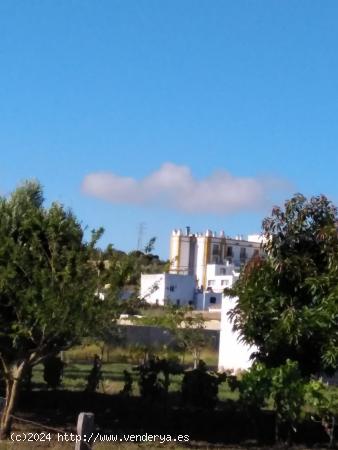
<box><xmin>1</xmin><ymin>1</ymin><xmax>338</xmax><ymax>258</ymax></box>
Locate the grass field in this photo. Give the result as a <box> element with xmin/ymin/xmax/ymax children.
<box><xmin>32</xmin><ymin>360</ymin><xmax>238</xmax><ymax>400</ymax></box>
<box><xmin>31</xmin><ymin>343</ymin><xmax>225</xmax><ymax>395</ymax></box>
<box><xmin>65</xmin><ymin>343</ymin><xmax>219</xmax><ymax>367</ymax></box>
<box><xmin>9</xmin><ymin>345</ymin><xmax>336</xmax><ymax>449</ymax></box>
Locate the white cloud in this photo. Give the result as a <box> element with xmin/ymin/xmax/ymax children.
<box><xmin>82</xmin><ymin>162</ymin><xmax>290</xmax><ymax>214</ymax></box>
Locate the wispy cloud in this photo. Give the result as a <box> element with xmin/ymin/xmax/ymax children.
<box><xmin>82</xmin><ymin>163</ymin><xmax>291</xmax><ymax>214</ymax></box>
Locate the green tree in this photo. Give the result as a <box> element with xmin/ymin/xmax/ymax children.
<box><xmin>0</xmin><ymin>181</ymin><xmax>110</xmax><ymax>438</ymax></box>
<box><xmin>175</xmin><ymin>312</ymin><xmax>208</xmax><ymax>368</ymax></box>
<box><xmin>229</xmin><ymin>194</ymin><xmax>338</xmax><ymax>376</ymax></box>
<box><xmin>140</xmin><ymin>305</ymin><xmax>209</xmax><ymax>368</ymax></box>
<box><xmin>98</xmin><ymin>241</ymin><xmax>167</xmax><ymax>292</ymax></box>
<box><xmin>144</xmin><ymin>236</ymin><xmax>156</xmax><ymax>254</ymax></box>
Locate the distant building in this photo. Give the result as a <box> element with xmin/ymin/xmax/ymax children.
<box><xmin>140</xmin><ymin>273</ymin><xmax>196</xmax><ymax>307</ymax></box>
<box><xmin>140</xmin><ymin>271</ymin><xmax>223</xmax><ymax>310</ymax></box>
<box><xmin>140</xmin><ymin>227</ymin><xmax>263</xmax><ymax>308</ymax></box>
<box><xmin>169</xmin><ymin>227</ymin><xmax>263</xmax><ymax>290</ymax></box>
<box><xmin>139</xmin><ymin>227</ymin><xmax>262</xmax><ymax>370</ymax></box>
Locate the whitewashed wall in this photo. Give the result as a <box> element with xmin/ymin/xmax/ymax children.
<box><xmin>140</xmin><ymin>273</ymin><xmax>195</xmax><ymax>306</ymax></box>
<box><xmin>218</xmin><ymin>295</ymin><xmax>255</xmax><ymax>372</ymax></box>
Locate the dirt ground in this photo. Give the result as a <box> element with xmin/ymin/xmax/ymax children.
<box><xmin>0</xmin><ymin>445</ymin><xmax>332</xmax><ymax>450</ymax></box>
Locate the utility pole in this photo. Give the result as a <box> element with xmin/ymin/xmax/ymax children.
<box><xmin>137</xmin><ymin>222</ymin><xmax>146</xmax><ymax>251</ymax></box>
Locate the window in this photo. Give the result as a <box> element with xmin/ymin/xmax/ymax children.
<box><xmin>169</xmin><ymin>285</ymin><xmax>175</xmax><ymax>292</ymax></box>
<box><xmin>221</xmin><ymin>280</ymin><xmax>229</xmax><ymax>286</ymax></box>
<box><xmin>176</xmin><ymin>299</ymin><xmax>180</xmax><ymax>306</ymax></box>
<box><xmin>240</xmin><ymin>247</ymin><xmax>247</xmax><ymax>259</ymax></box>
<box><xmin>209</xmin><ymin>296</ymin><xmax>217</xmax><ymax>304</ymax></box>
<box><xmin>226</xmin><ymin>247</ymin><xmax>233</xmax><ymax>257</ymax></box>
<box><xmin>212</xmin><ymin>244</ymin><xmax>220</xmax><ymax>256</ymax></box>
<box><xmin>220</xmin><ymin>268</ymin><xmax>226</xmax><ymax>275</ymax></box>
<box><xmin>208</xmin><ymin>280</ymin><xmax>215</xmax><ymax>286</ymax></box>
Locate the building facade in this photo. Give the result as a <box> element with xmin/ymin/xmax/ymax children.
<box><xmin>140</xmin><ymin>272</ymin><xmax>223</xmax><ymax>309</ymax></box>
<box><xmin>140</xmin><ymin>273</ymin><xmax>196</xmax><ymax>306</ymax></box>
<box><xmin>169</xmin><ymin>228</ymin><xmax>263</xmax><ymax>292</ymax></box>
<box><xmin>139</xmin><ymin>227</ymin><xmax>263</xmax><ymax>370</ymax></box>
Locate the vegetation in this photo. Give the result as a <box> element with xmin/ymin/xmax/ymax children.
<box><xmin>43</xmin><ymin>355</ymin><xmax>65</xmax><ymax>389</ymax></box>
<box><xmin>0</xmin><ymin>182</ymin><xmax>113</xmax><ymax>438</ymax></box>
<box><xmin>134</xmin><ymin>355</ymin><xmax>182</xmax><ymax>401</ymax></box>
<box><xmin>96</xmin><ymin>238</ymin><xmax>168</xmax><ymax>291</ymax></box>
<box><xmin>3</xmin><ymin>353</ymin><xmax>338</xmax><ymax>447</ymax></box>
<box><xmin>181</xmin><ymin>360</ymin><xmax>225</xmax><ymax>409</ymax></box>
<box><xmin>1</xmin><ymin>187</ymin><xmax>338</xmax><ymax>448</ymax></box>
<box><xmin>229</xmin><ymin>194</ymin><xmax>338</xmax><ymax>377</ymax></box>
<box><xmin>138</xmin><ymin>305</ymin><xmax>210</xmax><ymax>368</ymax></box>
<box><xmin>85</xmin><ymin>354</ymin><xmax>103</xmax><ymax>393</ymax></box>
<box><xmin>306</xmin><ymin>379</ymin><xmax>338</xmax><ymax>448</ymax></box>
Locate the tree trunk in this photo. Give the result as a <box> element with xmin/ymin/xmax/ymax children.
<box><xmin>0</xmin><ymin>363</ymin><xmax>26</xmax><ymax>440</ymax></box>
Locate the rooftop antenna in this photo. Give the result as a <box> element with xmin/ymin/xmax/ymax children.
<box><xmin>137</xmin><ymin>222</ymin><xmax>146</xmax><ymax>250</ymax></box>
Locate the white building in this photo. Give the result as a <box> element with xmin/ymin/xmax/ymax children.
<box><xmin>140</xmin><ymin>273</ymin><xmax>195</xmax><ymax>306</ymax></box>
<box><xmin>140</xmin><ymin>227</ymin><xmax>263</xmax><ymax>309</ymax></box>
<box><xmin>195</xmin><ymin>291</ymin><xmax>223</xmax><ymax>310</ymax></box>
<box><xmin>139</xmin><ymin>227</ymin><xmax>262</xmax><ymax>371</ymax></box>
<box><xmin>205</xmin><ymin>263</ymin><xmax>240</xmax><ymax>293</ymax></box>
<box><xmin>140</xmin><ymin>272</ymin><xmax>223</xmax><ymax>310</ymax></box>
<box><xmin>168</xmin><ymin>227</ymin><xmax>262</xmax><ymax>370</ymax></box>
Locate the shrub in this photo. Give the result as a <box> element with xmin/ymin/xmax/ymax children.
<box><xmin>270</xmin><ymin>360</ymin><xmax>306</xmax><ymax>443</ymax></box>
<box><xmin>85</xmin><ymin>354</ymin><xmax>102</xmax><ymax>393</ymax></box>
<box><xmin>306</xmin><ymin>379</ymin><xmax>338</xmax><ymax>448</ymax></box>
<box><xmin>135</xmin><ymin>355</ymin><xmax>182</xmax><ymax>401</ymax></box>
<box><xmin>43</xmin><ymin>355</ymin><xmax>65</xmax><ymax>389</ymax></box>
<box><xmin>181</xmin><ymin>360</ymin><xmax>224</xmax><ymax>409</ymax></box>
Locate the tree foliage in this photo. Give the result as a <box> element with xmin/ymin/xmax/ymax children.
<box><xmin>229</xmin><ymin>194</ymin><xmax>338</xmax><ymax>376</ymax></box>
<box><xmin>306</xmin><ymin>379</ymin><xmax>338</xmax><ymax>448</ymax></box>
<box><xmin>134</xmin><ymin>355</ymin><xmax>182</xmax><ymax>401</ymax></box>
<box><xmin>144</xmin><ymin>236</ymin><xmax>156</xmax><ymax>255</ymax></box>
<box><xmin>0</xmin><ymin>181</ymin><xmax>111</xmax><ymax>437</ymax></box>
<box><xmin>231</xmin><ymin>360</ymin><xmax>307</xmax><ymax>443</ymax></box>
<box><xmin>96</xmin><ymin>242</ymin><xmax>167</xmax><ymax>293</ymax></box>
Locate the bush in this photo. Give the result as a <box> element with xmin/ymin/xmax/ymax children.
<box><xmin>181</xmin><ymin>360</ymin><xmax>224</xmax><ymax>409</ymax></box>
<box><xmin>119</xmin><ymin>370</ymin><xmax>133</xmax><ymax>397</ymax></box>
<box><xmin>306</xmin><ymin>379</ymin><xmax>338</xmax><ymax>448</ymax></box>
<box><xmin>135</xmin><ymin>355</ymin><xmax>183</xmax><ymax>401</ymax></box>
<box><xmin>43</xmin><ymin>355</ymin><xmax>65</xmax><ymax>389</ymax></box>
<box><xmin>270</xmin><ymin>360</ymin><xmax>306</xmax><ymax>443</ymax></box>
<box><xmin>232</xmin><ymin>360</ymin><xmax>307</xmax><ymax>444</ymax></box>
<box><xmin>85</xmin><ymin>354</ymin><xmax>102</xmax><ymax>393</ymax></box>
<box><xmin>235</xmin><ymin>363</ymin><xmax>271</xmax><ymax>411</ymax></box>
